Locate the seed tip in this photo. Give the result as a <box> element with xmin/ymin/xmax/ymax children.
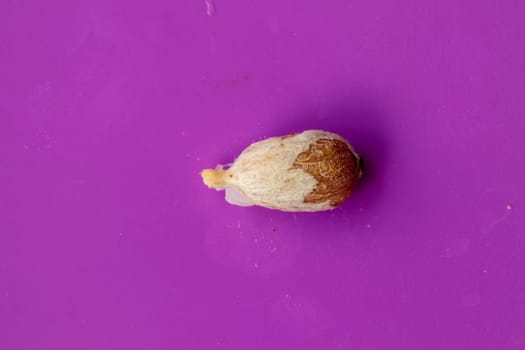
<box><xmin>201</xmin><ymin>169</ymin><xmax>228</xmax><ymax>189</ymax></box>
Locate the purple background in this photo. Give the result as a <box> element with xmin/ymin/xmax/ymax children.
<box><xmin>2</xmin><ymin>0</ymin><xmax>525</xmax><ymax>349</ymax></box>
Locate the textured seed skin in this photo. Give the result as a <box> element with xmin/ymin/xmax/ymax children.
<box><xmin>201</xmin><ymin>130</ymin><xmax>362</xmax><ymax>212</ymax></box>
<box><xmin>293</xmin><ymin>139</ymin><xmax>360</xmax><ymax>206</ymax></box>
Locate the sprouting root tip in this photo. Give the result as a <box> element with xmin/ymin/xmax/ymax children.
<box><xmin>201</xmin><ymin>169</ymin><xmax>229</xmax><ymax>189</ymax></box>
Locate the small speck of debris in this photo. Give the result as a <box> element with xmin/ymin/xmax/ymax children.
<box><xmin>204</xmin><ymin>0</ymin><xmax>216</xmax><ymax>16</ymax></box>
<box><xmin>366</xmin><ymin>224</ymin><xmax>371</xmax><ymax>229</ymax></box>
<box><xmin>482</xmin><ymin>269</ymin><xmax>488</xmax><ymax>273</ymax></box>
<box><xmin>272</xmin><ymin>227</ymin><xmax>277</xmax><ymax>232</ymax></box>
<box><xmin>506</xmin><ymin>204</ymin><xmax>513</xmax><ymax>210</ymax></box>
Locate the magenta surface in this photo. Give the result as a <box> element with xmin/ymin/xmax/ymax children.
<box><xmin>2</xmin><ymin>1</ymin><xmax>525</xmax><ymax>349</ymax></box>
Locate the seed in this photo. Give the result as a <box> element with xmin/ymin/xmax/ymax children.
<box><xmin>201</xmin><ymin>130</ymin><xmax>362</xmax><ymax>212</ymax></box>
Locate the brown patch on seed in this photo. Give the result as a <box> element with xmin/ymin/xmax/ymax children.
<box><xmin>279</xmin><ymin>132</ymin><xmax>298</xmax><ymax>140</ymax></box>
<box><xmin>292</xmin><ymin>139</ymin><xmax>361</xmax><ymax>206</ymax></box>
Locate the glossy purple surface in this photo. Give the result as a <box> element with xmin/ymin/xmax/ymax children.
<box><xmin>2</xmin><ymin>0</ymin><xmax>525</xmax><ymax>349</ymax></box>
